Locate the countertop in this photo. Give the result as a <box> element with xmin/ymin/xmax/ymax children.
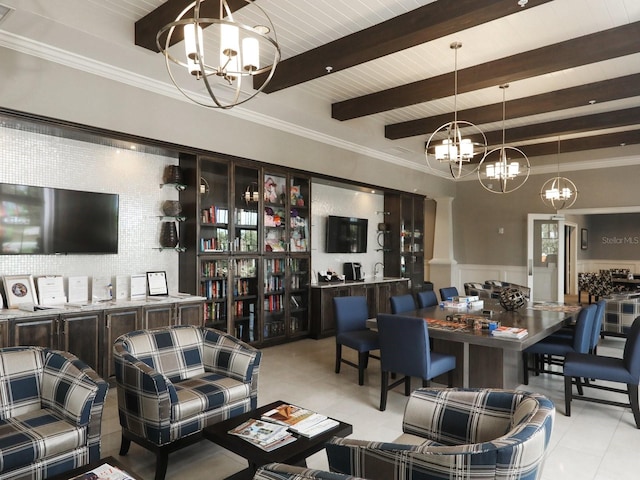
<box><xmin>311</xmin><ymin>277</ymin><xmax>409</xmax><ymax>289</ymax></box>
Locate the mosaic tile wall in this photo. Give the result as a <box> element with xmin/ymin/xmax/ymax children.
<box><xmin>311</xmin><ymin>183</ymin><xmax>384</xmax><ymax>281</ymax></box>
<box><xmin>0</xmin><ymin>126</ymin><xmax>181</xmax><ymax>295</ymax></box>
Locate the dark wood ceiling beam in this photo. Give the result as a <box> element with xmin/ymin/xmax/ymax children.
<box><xmin>135</xmin><ymin>0</ymin><xmax>248</xmax><ymax>53</ymax></box>
<box><xmin>333</xmin><ymin>22</ymin><xmax>640</xmax><ymax>121</ymax></box>
<box><xmin>519</xmin><ymin>129</ymin><xmax>640</xmax><ymax>157</ymax></box>
<box><xmin>451</xmin><ymin>107</ymin><xmax>640</xmax><ymax>148</ymax></box>
<box><xmin>386</xmin><ymin>74</ymin><xmax>640</xmax><ymax>140</ymax></box>
<box><xmin>252</xmin><ymin>0</ymin><xmax>553</xmax><ymax>93</ymax></box>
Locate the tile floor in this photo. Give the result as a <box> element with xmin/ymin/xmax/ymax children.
<box><xmin>100</xmin><ymin>334</ymin><xmax>640</xmax><ymax>480</ymax></box>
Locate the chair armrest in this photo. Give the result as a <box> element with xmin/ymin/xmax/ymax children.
<box><xmin>41</xmin><ymin>349</ymin><xmax>108</xmax><ymax>428</ymax></box>
<box><xmin>254</xmin><ymin>463</ymin><xmax>368</xmax><ymax>480</ymax></box>
<box><xmin>113</xmin><ymin>342</ymin><xmax>176</xmax><ymax>445</ymax></box>
<box><xmin>201</xmin><ymin>328</ymin><xmax>262</xmax><ymax>389</ymax></box>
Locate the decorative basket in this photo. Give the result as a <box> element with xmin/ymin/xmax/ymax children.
<box><xmin>162</xmin><ymin>200</ymin><xmax>182</xmax><ymax>216</ymax></box>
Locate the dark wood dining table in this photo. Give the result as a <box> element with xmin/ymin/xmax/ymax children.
<box><xmin>368</xmin><ymin>300</ymin><xmax>581</xmax><ymax>389</ymax></box>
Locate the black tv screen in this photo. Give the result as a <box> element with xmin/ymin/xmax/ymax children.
<box><xmin>0</xmin><ymin>183</ymin><xmax>119</xmax><ymax>254</ymax></box>
<box><xmin>326</xmin><ymin>215</ymin><xmax>368</xmax><ymax>253</ymax></box>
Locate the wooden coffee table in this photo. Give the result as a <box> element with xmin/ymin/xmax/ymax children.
<box><xmin>203</xmin><ymin>400</ymin><xmax>352</xmax><ymax>480</ymax></box>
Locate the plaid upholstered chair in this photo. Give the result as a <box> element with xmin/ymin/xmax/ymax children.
<box><xmin>113</xmin><ymin>325</ymin><xmax>261</xmax><ymax>480</ymax></box>
<box><xmin>326</xmin><ymin>388</ymin><xmax>555</xmax><ymax>480</ymax></box>
<box><xmin>0</xmin><ymin>346</ymin><xmax>108</xmax><ymax>480</ymax></box>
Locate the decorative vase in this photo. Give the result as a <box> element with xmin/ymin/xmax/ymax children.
<box><xmin>162</xmin><ymin>200</ymin><xmax>182</xmax><ymax>216</ymax></box>
<box><xmin>163</xmin><ymin>165</ymin><xmax>183</xmax><ymax>185</ymax></box>
<box><xmin>160</xmin><ymin>221</ymin><xmax>179</xmax><ymax>248</ymax></box>
<box><xmin>499</xmin><ymin>287</ymin><xmax>526</xmax><ymax>311</ymax></box>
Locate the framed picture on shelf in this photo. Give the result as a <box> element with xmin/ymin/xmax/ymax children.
<box><xmin>3</xmin><ymin>274</ymin><xmax>38</xmax><ymax>308</ymax></box>
<box><xmin>147</xmin><ymin>271</ymin><xmax>168</xmax><ymax>296</ymax></box>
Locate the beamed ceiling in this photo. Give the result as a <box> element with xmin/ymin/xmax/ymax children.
<box><xmin>2</xmin><ymin>0</ymin><xmax>640</xmax><ymax>174</ymax></box>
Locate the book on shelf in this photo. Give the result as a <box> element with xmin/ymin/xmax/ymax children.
<box><xmin>228</xmin><ymin>418</ymin><xmax>296</xmax><ymax>451</ymax></box>
<box><xmin>491</xmin><ymin>326</ymin><xmax>528</xmax><ymax>339</ymax></box>
<box><xmin>261</xmin><ymin>403</ymin><xmax>338</xmax><ymax>437</ymax></box>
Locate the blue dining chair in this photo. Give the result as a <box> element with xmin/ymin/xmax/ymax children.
<box><xmin>333</xmin><ymin>296</ymin><xmax>379</xmax><ymax>386</ymax></box>
<box><xmin>564</xmin><ymin>315</ymin><xmax>640</xmax><ymax>428</ymax></box>
<box><xmin>390</xmin><ymin>294</ymin><xmax>416</xmax><ymax>314</ymax></box>
<box><xmin>377</xmin><ymin>313</ymin><xmax>456</xmax><ymax>411</ymax></box>
<box><xmin>439</xmin><ymin>286</ymin><xmax>459</xmax><ymax>302</ymax></box>
<box><xmin>417</xmin><ymin>290</ymin><xmax>439</xmax><ymax>308</ymax></box>
<box><xmin>523</xmin><ymin>304</ymin><xmax>597</xmax><ymax>385</ymax></box>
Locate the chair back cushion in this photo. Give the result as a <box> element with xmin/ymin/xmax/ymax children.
<box><xmin>333</xmin><ymin>296</ymin><xmax>369</xmax><ymax>334</ymax></box>
<box><xmin>0</xmin><ymin>347</ymin><xmax>44</xmax><ymax>419</ymax></box>
<box><xmin>623</xmin><ymin>316</ymin><xmax>640</xmax><ymax>380</ymax></box>
<box><xmin>573</xmin><ymin>304</ymin><xmax>596</xmax><ymax>353</ymax></box>
<box><xmin>120</xmin><ymin>326</ymin><xmax>205</xmax><ymax>382</ymax></box>
<box><xmin>417</xmin><ymin>290</ymin><xmax>438</xmax><ymax>308</ymax></box>
<box><xmin>377</xmin><ymin>314</ymin><xmax>429</xmax><ymax>378</ymax></box>
<box><xmin>439</xmin><ymin>287</ymin><xmax>459</xmax><ymax>302</ymax></box>
<box><xmin>390</xmin><ymin>294</ymin><xmax>416</xmax><ymax>314</ymax></box>
<box><xmin>591</xmin><ymin>300</ymin><xmax>606</xmax><ymax>349</ymax></box>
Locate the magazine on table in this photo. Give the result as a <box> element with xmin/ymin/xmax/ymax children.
<box><xmin>69</xmin><ymin>463</ymin><xmax>135</xmax><ymax>480</ymax></box>
<box><xmin>261</xmin><ymin>403</ymin><xmax>339</xmax><ymax>437</ymax></box>
<box><xmin>491</xmin><ymin>326</ymin><xmax>528</xmax><ymax>339</ymax></box>
<box><xmin>228</xmin><ymin>418</ymin><xmax>296</xmax><ymax>451</ymax></box>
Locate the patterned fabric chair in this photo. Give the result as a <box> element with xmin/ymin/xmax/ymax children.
<box><xmin>0</xmin><ymin>346</ymin><xmax>108</xmax><ymax>480</ymax></box>
<box><xmin>326</xmin><ymin>388</ymin><xmax>555</xmax><ymax>480</ymax></box>
<box><xmin>253</xmin><ymin>463</ymin><xmax>368</xmax><ymax>480</ymax></box>
<box><xmin>113</xmin><ymin>325</ymin><xmax>261</xmax><ymax>480</ymax></box>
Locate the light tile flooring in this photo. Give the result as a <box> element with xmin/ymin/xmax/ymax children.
<box><xmin>101</xmin><ymin>334</ymin><xmax>640</xmax><ymax>480</ymax></box>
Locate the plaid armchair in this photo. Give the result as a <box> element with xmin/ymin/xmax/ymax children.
<box><xmin>0</xmin><ymin>346</ymin><xmax>108</xmax><ymax>480</ymax></box>
<box><xmin>253</xmin><ymin>463</ymin><xmax>368</xmax><ymax>480</ymax></box>
<box><xmin>113</xmin><ymin>325</ymin><xmax>261</xmax><ymax>480</ymax></box>
<box><xmin>327</xmin><ymin>388</ymin><xmax>555</xmax><ymax>480</ymax></box>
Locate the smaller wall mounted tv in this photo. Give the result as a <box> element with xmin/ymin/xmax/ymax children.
<box><xmin>0</xmin><ymin>183</ymin><xmax>119</xmax><ymax>255</ymax></box>
<box><xmin>325</xmin><ymin>215</ymin><xmax>368</xmax><ymax>253</ymax></box>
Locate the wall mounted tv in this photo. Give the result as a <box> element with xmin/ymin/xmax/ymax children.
<box><xmin>325</xmin><ymin>215</ymin><xmax>368</xmax><ymax>253</ymax></box>
<box><xmin>0</xmin><ymin>183</ymin><xmax>119</xmax><ymax>254</ymax></box>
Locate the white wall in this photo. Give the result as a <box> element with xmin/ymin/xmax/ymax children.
<box><xmin>311</xmin><ymin>183</ymin><xmax>384</xmax><ymax>282</ymax></box>
<box><xmin>0</xmin><ymin>126</ymin><xmax>180</xmax><ymax>297</ymax></box>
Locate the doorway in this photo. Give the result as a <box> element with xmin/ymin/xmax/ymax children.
<box><xmin>527</xmin><ymin>214</ymin><xmax>565</xmax><ymax>303</ymax></box>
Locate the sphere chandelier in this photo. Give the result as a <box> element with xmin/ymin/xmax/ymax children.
<box><xmin>425</xmin><ymin>42</ymin><xmax>487</xmax><ymax>179</ymax></box>
<box><xmin>156</xmin><ymin>0</ymin><xmax>281</xmax><ymax>109</ymax></box>
<box><xmin>540</xmin><ymin>138</ymin><xmax>578</xmax><ymax>209</ymax></box>
<box><xmin>478</xmin><ymin>84</ymin><xmax>530</xmax><ymax>194</ymax></box>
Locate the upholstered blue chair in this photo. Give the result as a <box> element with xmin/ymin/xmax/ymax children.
<box><xmin>439</xmin><ymin>286</ymin><xmax>459</xmax><ymax>302</ymax></box>
<box><xmin>523</xmin><ymin>304</ymin><xmax>596</xmax><ymax>384</ymax></box>
<box><xmin>550</xmin><ymin>299</ymin><xmax>605</xmax><ymax>355</ymax></box>
<box><xmin>564</xmin><ymin>315</ymin><xmax>640</xmax><ymax>428</ymax></box>
<box><xmin>333</xmin><ymin>296</ymin><xmax>379</xmax><ymax>386</ymax></box>
<box><xmin>390</xmin><ymin>293</ymin><xmax>416</xmax><ymax>314</ymax></box>
<box><xmin>377</xmin><ymin>314</ymin><xmax>456</xmax><ymax>411</ymax></box>
<box><xmin>417</xmin><ymin>290</ymin><xmax>439</xmax><ymax>308</ymax></box>
<box><xmin>327</xmin><ymin>388</ymin><xmax>555</xmax><ymax>480</ymax></box>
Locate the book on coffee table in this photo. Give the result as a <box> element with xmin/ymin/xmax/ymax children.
<box><xmin>261</xmin><ymin>403</ymin><xmax>338</xmax><ymax>437</ymax></box>
<box><xmin>228</xmin><ymin>418</ymin><xmax>296</xmax><ymax>451</ymax></box>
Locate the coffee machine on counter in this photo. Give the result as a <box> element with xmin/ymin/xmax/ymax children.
<box><xmin>343</xmin><ymin>262</ymin><xmax>364</xmax><ymax>281</ymax></box>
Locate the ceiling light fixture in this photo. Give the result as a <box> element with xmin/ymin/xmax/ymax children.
<box><xmin>156</xmin><ymin>0</ymin><xmax>280</xmax><ymax>109</ymax></box>
<box><xmin>540</xmin><ymin>138</ymin><xmax>578</xmax><ymax>209</ymax></box>
<box><xmin>478</xmin><ymin>84</ymin><xmax>530</xmax><ymax>194</ymax></box>
<box><xmin>425</xmin><ymin>42</ymin><xmax>487</xmax><ymax>179</ymax></box>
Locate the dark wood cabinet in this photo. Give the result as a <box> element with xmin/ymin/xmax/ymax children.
<box><xmin>177</xmin><ymin>301</ymin><xmax>204</xmax><ymax>326</ymax></box>
<box><xmin>104</xmin><ymin>308</ymin><xmax>140</xmax><ymax>378</ymax></box>
<box><xmin>143</xmin><ymin>304</ymin><xmax>174</xmax><ymax>329</ymax></box>
<box><xmin>384</xmin><ymin>193</ymin><xmax>426</xmax><ymax>296</ymax></box>
<box><xmin>60</xmin><ymin>311</ymin><xmax>103</xmax><ymax>375</ymax></box>
<box><xmin>9</xmin><ymin>315</ymin><xmax>58</xmax><ymax>348</ymax></box>
<box><xmin>311</xmin><ymin>279</ymin><xmax>409</xmax><ymax>339</ymax></box>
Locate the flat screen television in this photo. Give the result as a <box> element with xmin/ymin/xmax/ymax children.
<box><xmin>325</xmin><ymin>215</ymin><xmax>368</xmax><ymax>253</ymax></box>
<box><xmin>0</xmin><ymin>183</ymin><xmax>119</xmax><ymax>254</ymax></box>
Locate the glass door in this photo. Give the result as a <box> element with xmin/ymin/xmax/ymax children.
<box><xmin>234</xmin><ymin>165</ymin><xmax>259</xmax><ymax>253</ymax></box>
<box><xmin>527</xmin><ymin>214</ymin><xmax>565</xmax><ymax>303</ymax></box>
<box><xmin>289</xmin><ymin>175</ymin><xmax>310</xmax><ymax>253</ymax></box>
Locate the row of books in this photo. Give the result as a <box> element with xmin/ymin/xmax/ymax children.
<box><xmin>201</xmin><ymin>206</ymin><xmax>229</xmax><ymax>224</ymax></box>
<box><xmin>228</xmin><ymin>403</ymin><xmax>339</xmax><ymax>451</ymax></box>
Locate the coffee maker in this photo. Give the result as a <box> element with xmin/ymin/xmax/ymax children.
<box><xmin>343</xmin><ymin>262</ymin><xmax>363</xmax><ymax>281</ymax></box>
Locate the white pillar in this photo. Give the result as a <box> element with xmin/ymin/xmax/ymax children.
<box><xmin>429</xmin><ymin>196</ymin><xmax>457</xmax><ymax>292</ymax></box>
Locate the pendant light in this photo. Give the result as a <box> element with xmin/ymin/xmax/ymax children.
<box><xmin>425</xmin><ymin>42</ymin><xmax>487</xmax><ymax>179</ymax></box>
<box><xmin>478</xmin><ymin>84</ymin><xmax>530</xmax><ymax>193</ymax></box>
<box><xmin>540</xmin><ymin>138</ymin><xmax>578</xmax><ymax>209</ymax></box>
